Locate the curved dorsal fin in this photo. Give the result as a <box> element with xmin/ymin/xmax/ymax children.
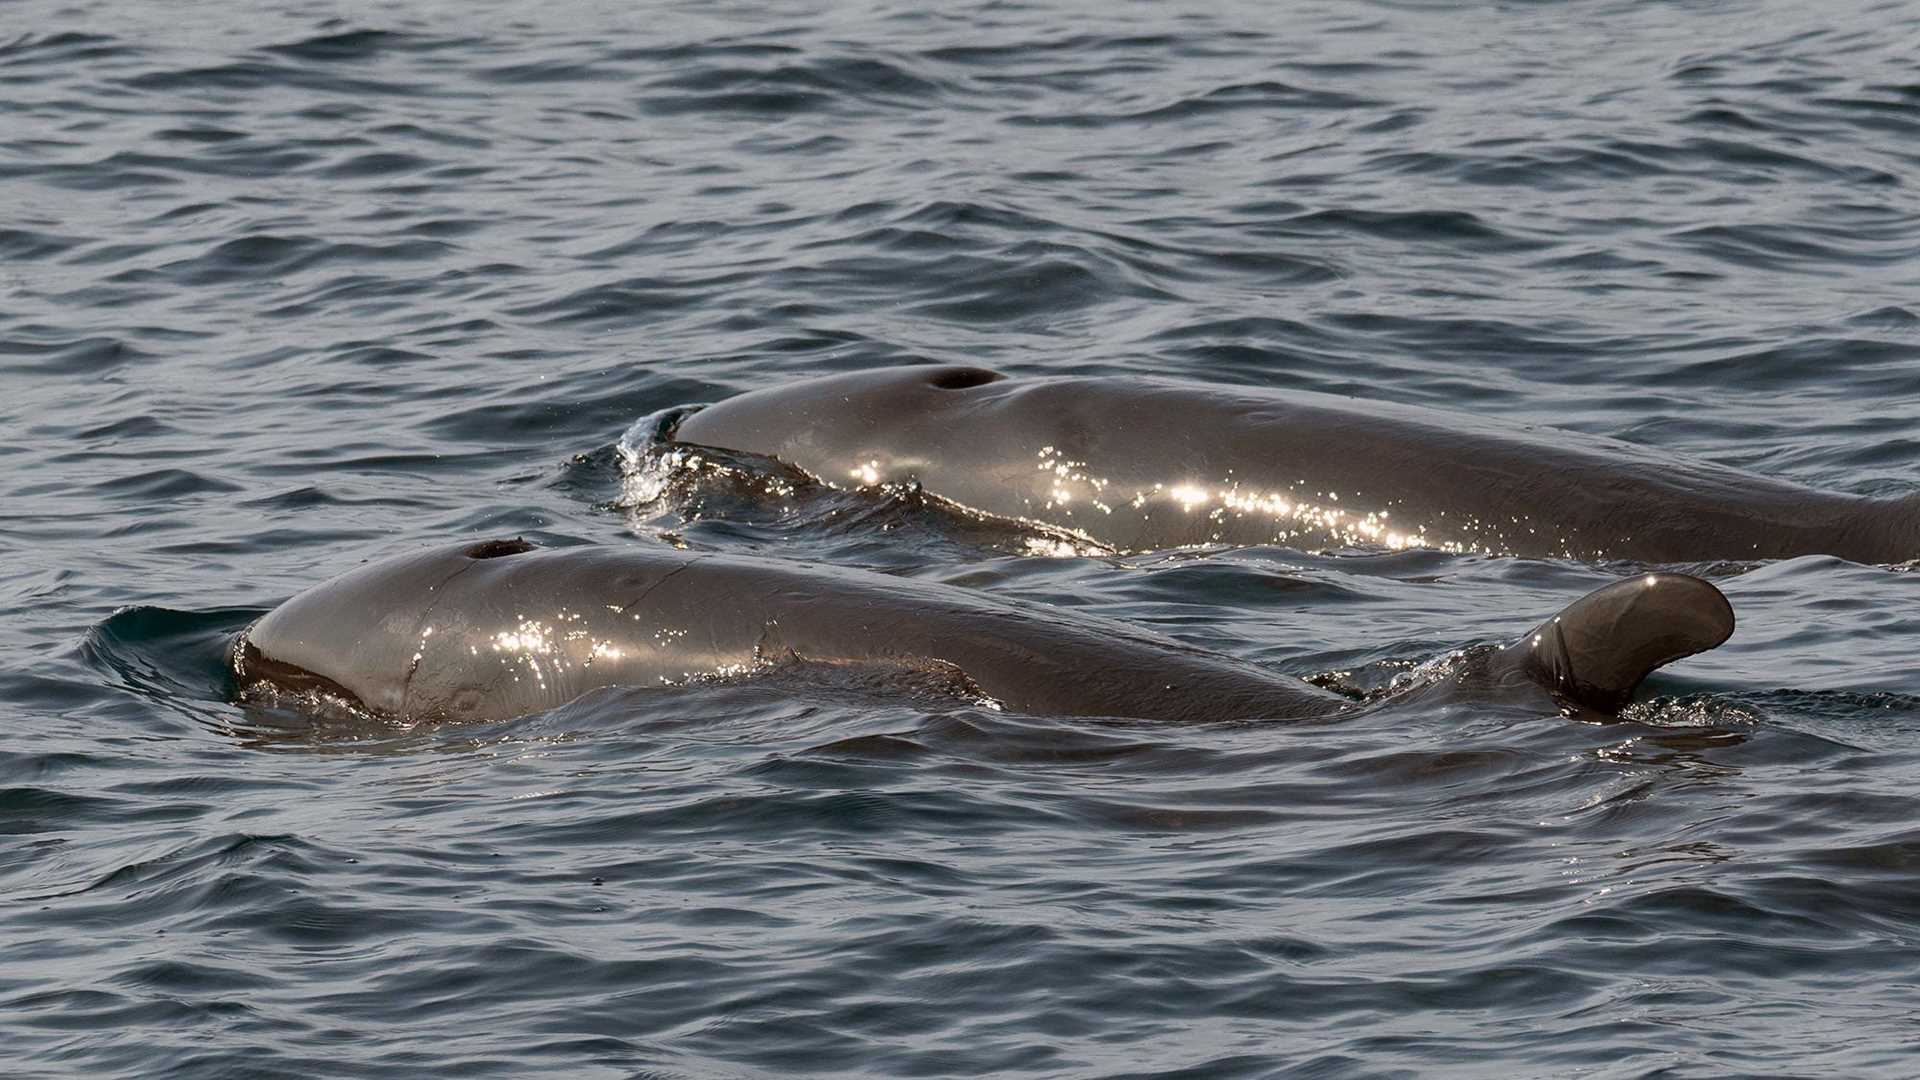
<box><xmin>1501</xmin><ymin>573</ymin><xmax>1735</xmax><ymax>713</ymax></box>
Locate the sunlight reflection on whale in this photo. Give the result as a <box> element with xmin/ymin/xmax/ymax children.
<box><xmin>1027</xmin><ymin>443</ymin><xmax>1451</xmax><ymax>552</ymax></box>
<box><xmin>837</xmin><ymin>440</ymin><xmax>1531</xmax><ymax>555</ymax></box>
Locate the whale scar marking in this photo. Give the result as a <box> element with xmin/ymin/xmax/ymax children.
<box><xmin>401</xmin><ymin>555</ymin><xmax>499</xmax><ymax>712</ymax></box>
<box><xmin>616</xmin><ymin>554</ymin><xmax>712</xmax><ymax>617</ymax></box>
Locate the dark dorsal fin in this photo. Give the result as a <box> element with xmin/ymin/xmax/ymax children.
<box><xmin>1501</xmin><ymin>574</ymin><xmax>1735</xmax><ymax>713</ymax></box>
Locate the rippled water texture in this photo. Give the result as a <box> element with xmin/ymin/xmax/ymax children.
<box><xmin>6</xmin><ymin>0</ymin><xmax>1920</xmax><ymax>1075</ymax></box>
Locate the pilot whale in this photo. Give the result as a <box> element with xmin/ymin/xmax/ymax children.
<box><xmin>669</xmin><ymin>365</ymin><xmax>1920</xmax><ymax>564</ymax></box>
<box><xmin>235</xmin><ymin>538</ymin><xmax>1733</xmax><ymax>724</ymax></box>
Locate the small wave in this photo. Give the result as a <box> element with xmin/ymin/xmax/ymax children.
<box><xmin>636</xmin><ymin>55</ymin><xmax>959</xmax><ymax>119</ymax></box>
<box><xmin>650</xmin><ymin>56</ymin><xmax>953</xmax><ymax>104</ymax></box>
<box><xmin>1668</xmin><ymin>222</ymin><xmax>1918</xmax><ymax>273</ymax></box>
<box><xmin>132</xmin><ymin>234</ymin><xmax>450</xmax><ymax>288</ymax></box>
<box><xmin>262</xmin><ymin>28</ymin><xmax>450</xmax><ymax>63</ymax></box>
<box><xmin>313</xmin><ymin>151</ymin><xmax>438</xmax><ymax>180</ymax></box>
<box><xmin>1007</xmin><ymin>79</ymin><xmax>1384</xmax><ymax>127</ymax></box>
<box><xmin>0</xmin><ymin>227</ymin><xmax>87</xmax><ymax>261</ymax></box>
<box><xmin>86</xmin><ymin>469</ymin><xmax>243</xmax><ymax>500</ymax></box>
<box><xmin>121</xmin><ymin>60</ymin><xmax>432</xmax><ymax>99</ymax></box>
<box><xmin>83</xmin><ymin>605</ymin><xmax>257</xmax><ymax>706</ymax></box>
<box><xmin>0</xmin><ymin>334</ymin><xmax>152</xmax><ymax>375</ymax></box>
<box><xmin>0</xmin><ymin>30</ymin><xmax>137</xmax><ymax>67</ymax></box>
<box><xmin>1275</xmin><ymin>208</ymin><xmax>1552</xmax><ymax>253</ymax></box>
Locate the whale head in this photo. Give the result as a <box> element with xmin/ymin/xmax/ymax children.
<box><xmin>671</xmin><ymin>364</ymin><xmax>1012</xmax><ymax>482</ymax></box>
<box><xmin>235</xmin><ymin>538</ymin><xmax>541</xmax><ymax>718</ymax></box>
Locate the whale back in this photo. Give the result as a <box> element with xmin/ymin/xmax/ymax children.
<box><xmin>237</xmin><ymin>538</ymin><xmax>1348</xmax><ymax>724</ymax></box>
<box><xmin>239</xmin><ymin>540</ymin><xmax>1734</xmax><ymax>725</ymax></box>
<box><xmin>671</xmin><ymin>364</ymin><xmax>1918</xmax><ymax>563</ymax></box>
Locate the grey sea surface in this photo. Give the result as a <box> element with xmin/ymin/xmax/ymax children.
<box><xmin>5</xmin><ymin>0</ymin><xmax>1920</xmax><ymax>1075</ymax></box>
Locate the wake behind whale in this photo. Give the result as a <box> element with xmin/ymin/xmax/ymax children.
<box><xmin>669</xmin><ymin>365</ymin><xmax>1919</xmax><ymax>564</ymax></box>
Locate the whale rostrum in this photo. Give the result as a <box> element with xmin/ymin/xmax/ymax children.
<box><xmin>236</xmin><ymin>539</ymin><xmax>1734</xmax><ymax>724</ymax></box>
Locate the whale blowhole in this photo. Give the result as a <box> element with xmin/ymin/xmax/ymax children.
<box><xmin>927</xmin><ymin>367</ymin><xmax>1004</xmax><ymax>390</ymax></box>
<box><xmin>465</xmin><ymin>538</ymin><xmax>536</xmax><ymax>560</ymax></box>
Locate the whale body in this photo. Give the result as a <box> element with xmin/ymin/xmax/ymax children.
<box><xmin>670</xmin><ymin>365</ymin><xmax>1919</xmax><ymax>564</ymax></box>
<box><xmin>235</xmin><ymin>538</ymin><xmax>1734</xmax><ymax>724</ymax></box>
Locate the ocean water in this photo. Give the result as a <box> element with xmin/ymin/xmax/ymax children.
<box><xmin>5</xmin><ymin>0</ymin><xmax>1920</xmax><ymax>1075</ymax></box>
